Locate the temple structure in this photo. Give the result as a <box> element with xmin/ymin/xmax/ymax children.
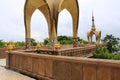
<box><xmin>87</xmin><ymin>12</ymin><xmax>101</xmax><ymax>45</ymax></box>
<box><xmin>24</xmin><ymin>0</ymin><xmax>79</xmax><ymax>49</ymax></box>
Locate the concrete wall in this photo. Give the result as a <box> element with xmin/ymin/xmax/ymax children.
<box><xmin>6</xmin><ymin>51</ymin><xmax>120</xmax><ymax>80</ymax></box>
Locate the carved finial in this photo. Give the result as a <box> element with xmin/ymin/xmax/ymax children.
<box><xmin>91</xmin><ymin>11</ymin><xmax>96</xmax><ymax>31</ymax></box>
<box><xmin>36</xmin><ymin>41</ymin><xmax>41</xmax><ymax>49</ymax></box>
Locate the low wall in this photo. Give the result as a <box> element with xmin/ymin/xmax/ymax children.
<box><xmin>34</xmin><ymin>45</ymin><xmax>95</xmax><ymax>57</ymax></box>
<box><xmin>0</xmin><ymin>47</ymin><xmax>25</xmax><ymax>59</ymax></box>
<box><xmin>1</xmin><ymin>44</ymin><xmax>98</xmax><ymax>58</ymax></box>
<box><xmin>0</xmin><ymin>45</ymin><xmax>73</xmax><ymax>58</ymax></box>
<box><xmin>6</xmin><ymin>51</ymin><xmax>120</xmax><ymax>80</ymax></box>
<box><xmin>0</xmin><ymin>48</ymin><xmax>7</xmax><ymax>58</ymax></box>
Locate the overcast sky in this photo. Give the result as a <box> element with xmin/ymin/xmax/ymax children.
<box><xmin>0</xmin><ymin>0</ymin><xmax>120</xmax><ymax>42</ymax></box>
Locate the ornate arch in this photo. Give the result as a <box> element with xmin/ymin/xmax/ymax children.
<box><xmin>24</xmin><ymin>0</ymin><xmax>51</xmax><ymax>49</ymax></box>
<box><xmin>87</xmin><ymin>31</ymin><xmax>101</xmax><ymax>44</ymax></box>
<box><xmin>24</xmin><ymin>0</ymin><xmax>79</xmax><ymax>49</ymax></box>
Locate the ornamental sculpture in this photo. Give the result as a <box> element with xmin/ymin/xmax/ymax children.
<box><xmin>87</xmin><ymin>12</ymin><xmax>101</xmax><ymax>45</ymax></box>
<box><xmin>24</xmin><ymin>0</ymin><xmax>79</xmax><ymax>49</ymax></box>
<box><xmin>7</xmin><ymin>43</ymin><xmax>14</xmax><ymax>52</ymax></box>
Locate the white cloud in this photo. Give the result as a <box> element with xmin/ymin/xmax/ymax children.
<box><xmin>0</xmin><ymin>0</ymin><xmax>120</xmax><ymax>42</ymax></box>
<box><xmin>31</xmin><ymin>10</ymin><xmax>49</xmax><ymax>41</ymax></box>
<box><xmin>0</xmin><ymin>22</ymin><xmax>25</xmax><ymax>42</ymax></box>
<box><xmin>58</xmin><ymin>9</ymin><xmax>73</xmax><ymax>36</ymax></box>
<box><xmin>79</xmin><ymin>0</ymin><xmax>120</xmax><ymax>39</ymax></box>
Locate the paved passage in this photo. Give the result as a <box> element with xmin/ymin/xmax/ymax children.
<box><xmin>0</xmin><ymin>67</ymin><xmax>35</xmax><ymax>80</ymax></box>
<box><xmin>0</xmin><ymin>59</ymin><xmax>6</xmax><ymax>67</ymax></box>
<box><xmin>0</xmin><ymin>59</ymin><xmax>35</xmax><ymax>80</ymax></box>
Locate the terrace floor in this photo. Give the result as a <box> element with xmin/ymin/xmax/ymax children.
<box><xmin>0</xmin><ymin>59</ymin><xmax>35</xmax><ymax>80</ymax></box>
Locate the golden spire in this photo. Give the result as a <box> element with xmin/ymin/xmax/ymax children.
<box><xmin>91</xmin><ymin>11</ymin><xmax>96</xmax><ymax>31</ymax></box>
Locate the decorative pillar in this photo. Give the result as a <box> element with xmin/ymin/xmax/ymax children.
<box><xmin>25</xmin><ymin>38</ymin><xmax>30</xmax><ymax>50</ymax></box>
<box><xmin>51</xmin><ymin>19</ymin><xmax>57</xmax><ymax>50</ymax></box>
<box><xmin>73</xmin><ymin>37</ymin><xmax>78</xmax><ymax>47</ymax></box>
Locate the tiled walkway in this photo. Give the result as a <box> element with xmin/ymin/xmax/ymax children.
<box><xmin>0</xmin><ymin>59</ymin><xmax>35</xmax><ymax>80</ymax></box>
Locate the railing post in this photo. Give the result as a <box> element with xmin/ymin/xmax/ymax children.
<box><xmin>6</xmin><ymin>52</ymin><xmax>10</xmax><ymax>69</ymax></box>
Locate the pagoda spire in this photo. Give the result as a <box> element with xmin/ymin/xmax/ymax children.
<box><xmin>91</xmin><ymin>11</ymin><xmax>96</xmax><ymax>31</ymax></box>
<box><xmin>87</xmin><ymin>11</ymin><xmax>101</xmax><ymax>45</ymax></box>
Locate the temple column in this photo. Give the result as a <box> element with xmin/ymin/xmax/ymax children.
<box><xmin>51</xmin><ymin>19</ymin><xmax>57</xmax><ymax>49</ymax></box>
<box><xmin>25</xmin><ymin>38</ymin><xmax>30</xmax><ymax>49</ymax></box>
<box><xmin>73</xmin><ymin>37</ymin><xmax>78</xmax><ymax>47</ymax></box>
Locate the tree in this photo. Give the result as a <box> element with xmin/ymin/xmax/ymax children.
<box><xmin>93</xmin><ymin>47</ymin><xmax>120</xmax><ymax>60</ymax></box>
<box><xmin>30</xmin><ymin>38</ymin><xmax>37</xmax><ymax>46</ymax></box>
<box><xmin>102</xmin><ymin>34</ymin><xmax>120</xmax><ymax>53</ymax></box>
<box><xmin>43</xmin><ymin>36</ymin><xmax>87</xmax><ymax>45</ymax></box>
<box><xmin>15</xmin><ymin>41</ymin><xmax>25</xmax><ymax>47</ymax></box>
<box><xmin>0</xmin><ymin>40</ymin><xmax>5</xmax><ymax>48</ymax></box>
<box><xmin>57</xmin><ymin>36</ymin><xmax>73</xmax><ymax>45</ymax></box>
<box><xmin>113</xmin><ymin>41</ymin><xmax>120</xmax><ymax>54</ymax></box>
<box><xmin>43</xmin><ymin>38</ymin><xmax>50</xmax><ymax>45</ymax></box>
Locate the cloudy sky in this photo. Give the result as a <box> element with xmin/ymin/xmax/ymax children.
<box><xmin>0</xmin><ymin>0</ymin><xmax>120</xmax><ymax>42</ymax></box>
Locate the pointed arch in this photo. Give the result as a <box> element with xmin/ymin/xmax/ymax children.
<box><xmin>87</xmin><ymin>31</ymin><xmax>101</xmax><ymax>44</ymax></box>
<box><xmin>57</xmin><ymin>9</ymin><xmax>73</xmax><ymax>36</ymax></box>
<box><xmin>31</xmin><ymin>9</ymin><xmax>48</xmax><ymax>41</ymax></box>
<box><xmin>58</xmin><ymin>0</ymin><xmax>79</xmax><ymax>38</ymax></box>
<box><xmin>92</xmin><ymin>34</ymin><xmax>96</xmax><ymax>43</ymax></box>
<box><xmin>24</xmin><ymin>0</ymin><xmax>79</xmax><ymax>48</ymax></box>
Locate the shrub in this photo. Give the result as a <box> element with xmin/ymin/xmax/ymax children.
<box><xmin>0</xmin><ymin>40</ymin><xmax>5</xmax><ymax>48</ymax></box>
<box><xmin>92</xmin><ymin>47</ymin><xmax>120</xmax><ymax>60</ymax></box>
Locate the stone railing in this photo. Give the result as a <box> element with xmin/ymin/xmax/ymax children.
<box><xmin>6</xmin><ymin>51</ymin><xmax>120</xmax><ymax>80</ymax></box>
<box><xmin>27</xmin><ymin>45</ymin><xmax>96</xmax><ymax>57</ymax></box>
<box><xmin>1</xmin><ymin>44</ymin><xmax>99</xmax><ymax>58</ymax></box>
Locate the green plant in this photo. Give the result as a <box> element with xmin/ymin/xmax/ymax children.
<box><xmin>102</xmin><ymin>34</ymin><xmax>120</xmax><ymax>53</ymax></box>
<box><xmin>0</xmin><ymin>40</ymin><xmax>5</xmax><ymax>48</ymax></box>
<box><xmin>15</xmin><ymin>41</ymin><xmax>25</xmax><ymax>47</ymax></box>
<box><xmin>43</xmin><ymin>36</ymin><xmax>88</xmax><ymax>45</ymax></box>
<box><xmin>43</xmin><ymin>38</ymin><xmax>50</xmax><ymax>45</ymax></box>
<box><xmin>30</xmin><ymin>38</ymin><xmax>37</xmax><ymax>46</ymax></box>
<box><xmin>92</xmin><ymin>47</ymin><xmax>120</xmax><ymax>60</ymax></box>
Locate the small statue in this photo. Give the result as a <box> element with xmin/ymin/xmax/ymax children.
<box><xmin>55</xmin><ymin>42</ymin><xmax>60</xmax><ymax>50</ymax></box>
<box><xmin>7</xmin><ymin>43</ymin><xmax>14</xmax><ymax>52</ymax></box>
<box><xmin>36</xmin><ymin>42</ymin><xmax>41</xmax><ymax>49</ymax></box>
